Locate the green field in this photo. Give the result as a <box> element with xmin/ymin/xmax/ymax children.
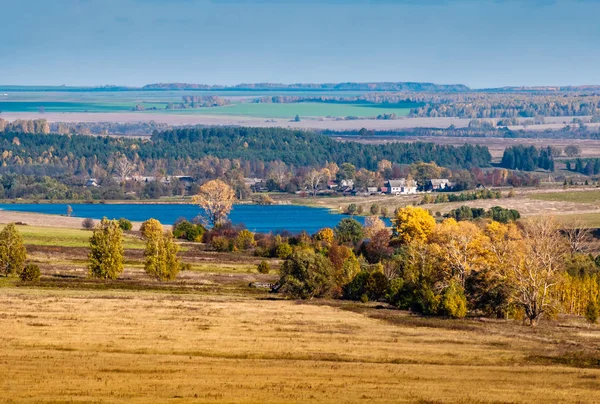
<box><xmin>0</xmin><ymin>100</ymin><xmax>412</xmax><ymax>118</ymax></box>
<box><xmin>158</xmin><ymin>102</ymin><xmax>412</xmax><ymax>118</ymax></box>
<box><xmin>18</xmin><ymin>225</ymin><xmax>145</xmax><ymax>249</ymax></box>
<box><xmin>0</xmin><ymin>87</ymin><xmax>415</xmax><ymax>119</ymax></box>
<box><xmin>529</xmin><ymin>190</ymin><xmax>600</xmax><ymax>204</ymax></box>
<box><xmin>0</xmin><ymin>101</ymin><xmax>167</xmax><ymax>113</ymax></box>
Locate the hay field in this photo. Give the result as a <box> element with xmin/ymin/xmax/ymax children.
<box><xmin>1</xmin><ymin>287</ymin><xmax>599</xmax><ymax>404</ymax></box>
<box><xmin>1</xmin><ymin>222</ymin><xmax>600</xmax><ymax>403</ymax></box>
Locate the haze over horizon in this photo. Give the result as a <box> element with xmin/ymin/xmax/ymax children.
<box><xmin>2</xmin><ymin>0</ymin><xmax>600</xmax><ymax>88</ymax></box>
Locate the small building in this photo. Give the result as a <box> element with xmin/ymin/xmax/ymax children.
<box><xmin>367</xmin><ymin>187</ymin><xmax>379</xmax><ymax>195</ymax></box>
<box><xmin>339</xmin><ymin>179</ymin><xmax>354</xmax><ymax>189</ymax></box>
<box><xmin>244</xmin><ymin>177</ymin><xmax>264</xmax><ymax>187</ymax></box>
<box><xmin>429</xmin><ymin>179</ymin><xmax>451</xmax><ymax>191</ymax></box>
<box><xmin>386</xmin><ymin>179</ymin><xmax>417</xmax><ymax>195</ymax></box>
<box><xmin>84</xmin><ymin>178</ymin><xmax>99</xmax><ymax>187</ymax></box>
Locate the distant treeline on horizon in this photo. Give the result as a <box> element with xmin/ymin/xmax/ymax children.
<box><xmin>2</xmin><ymin>82</ymin><xmax>600</xmax><ymax>93</ymax></box>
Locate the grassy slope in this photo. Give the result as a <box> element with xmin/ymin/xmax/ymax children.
<box><xmin>0</xmin><ymin>288</ymin><xmax>599</xmax><ymax>403</ymax></box>
<box><xmin>1</xmin><ymin>223</ymin><xmax>600</xmax><ymax>402</ymax></box>
<box><xmin>530</xmin><ymin>190</ymin><xmax>600</xmax><ymax>204</ymax></box>
<box><xmin>18</xmin><ymin>225</ymin><xmax>145</xmax><ymax>249</ymax></box>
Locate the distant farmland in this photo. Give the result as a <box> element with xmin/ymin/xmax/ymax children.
<box><xmin>160</xmin><ymin>102</ymin><xmax>412</xmax><ymax>118</ymax></box>
<box><xmin>0</xmin><ymin>100</ymin><xmax>412</xmax><ymax>118</ymax></box>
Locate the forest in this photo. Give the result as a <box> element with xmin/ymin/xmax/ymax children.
<box><xmin>500</xmin><ymin>145</ymin><xmax>555</xmax><ymax>171</ymax></box>
<box><xmin>0</xmin><ymin>127</ymin><xmax>491</xmax><ymax>172</ymax></box>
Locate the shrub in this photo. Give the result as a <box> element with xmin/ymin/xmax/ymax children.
<box><xmin>118</xmin><ymin>218</ymin><xmax>133</xmax><ymax>231</ymax></box>
<box><xmin>365</xmin><ymin>271</ymin><xmax>390</xmax><ymax>301</ymax></box>
<box><xmin>212</xmin><ymin>236</ymin><xmax>232</xmax><ymax>252</ymax></box>
<box><xmin>439</xmin><ymin>282</ymin><xmax>468</xmax><ymax>318</ymax></box>
<box><xmin>343</xmin><ymin>270</ymin><xmax>389</xmax><ymax>302</ymax></box>
<box><xmin>19</xmin><ymin>264</ymin><xmax>40</xmax><ymax>282</ymax></box>
<box><xmin>172</xmin><ymin>219</ymin><xmax>205</xmax><ymax>242</ymax></box>
<box><xmin>278</xmin><ymin>249</ymin><xmax>335</xmax><ymax>299</ymax></box>
<box><xmin>257</xmin><ymin>260</ymin><xmax>270</xmax><ymax>274</ymax></box>
<box><xmin>275</xmin><ymin>242</ymin><xmax>293</xmax><ymax>259</ymax></box>
<box><xmin>585</xmin><ymin>300</ymin><xmax>599</xmax><ymax>325</ymax></box>
<box><xmin>82</xmin><ymin>218</ymin><xmax>95</xmax><ymax>230</ymax></box>
<box><xmin>234</xmin><ymin>229</ymin><xmax>256</xmax><ymax>250</ymax></box>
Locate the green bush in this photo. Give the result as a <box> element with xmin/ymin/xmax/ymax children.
<box><xmin>275</xmin><ymin>242</ymin><xmax>293</xmax><ymax>259</ymax></box>
<box><xmin>172</xmin><ymin>220</ymin><xmax>205</xmax><ymax>242</ymax></box>
<box><xmin>585</xmin><ymin>300</ymin><xmax>599</xmax><ymax>325</ymax></box>
<box><xmin>439</xmin><ymin>282</ymin><xmax>468</xmax><ymax>318</ymax></box>
<box><xmin>365</xmin><ymin>271</ymin><xmax>390</xmax><ymax>301</ymax></box>
<box><xmin>257</xmin><ymin>260</ymin><xmax>270</xmax><ymax>274</ymax></box>
<box><xmin>278</xmin><ymin>249</ymin><xmax>335</xmax><ymax>299</ymax></box>
<box><xmin>343</xmin><ymin>270</ymin><xmax>389</xmax><ymax>302</ymax></box>
<box><xmin>118</xmin><ymin>218</ymin><xmax>133</xmax><ymax>231</ymax></box>
<box><xmin>212</xmin><ymin>236</ymin><xmax>232</xmax><ymax>252</ymax></box>
<box><xmin>342</xmin><ymin>271</ymin><xmax>371</xmax><ymax>301</ymax></box>
<box><xmin>235</xmin><ymin>230</ymin><xmax>256</xmax><ymax>250</ymax></box>
<box><xmin>20</xmin><ymin>264</ymin><xmax>40</xmax><ymax>282</ymax></box>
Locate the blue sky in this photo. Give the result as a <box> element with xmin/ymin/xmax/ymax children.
<box><xmin>1</xmin><ymin>0</ymin><xmax>599</xmax><ymax>88</ymax></box>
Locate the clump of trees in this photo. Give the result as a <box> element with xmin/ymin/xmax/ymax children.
<box><xmin>172</xmin><ymin>218</ymin><xmax>206</xmax><ymax>242</ymax></box>
<box><xmin>445</xmin><ymin>206</ymin><xmax>520</xmax><ymax>223</ymax></box>
<box><xmin>501</xmin><ymin>145</ymin><xmax>554</xmax><ymax>172</ymax></box>
<box><xmin>272</xmin><ymin>206</ymin><xmax>597</xmax><ymax>327</ymax></box>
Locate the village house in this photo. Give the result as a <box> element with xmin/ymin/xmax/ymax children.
<box><xmin>339</xmin><ymin>179</ymin><xmax>354</xmax><ymax>189</ymax></box>
<box><xmin>428</xmin><ymin>179</ymin><xmax>452</xmax><ymax>191</ymax></box>
<box><xmin>84</xmin><ymin>178</ymin><xmax>99</xmax><ymax>187</ymax></box>
<box><xmin>244</xmin><ymin>178</ymin><xmax>267</xmax><ymax>192</ymax></box>
<box><xmin>386</xmin><ymin>179</ymin><xmax>418</xmax><ymax>195</ymax></box>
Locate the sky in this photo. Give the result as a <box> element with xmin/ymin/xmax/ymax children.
<box><xmin>1</xmin><ymin>0</ymin><xmax>600</xmax><ymax>88</ymax></box>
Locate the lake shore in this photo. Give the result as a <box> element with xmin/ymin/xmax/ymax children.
<box><xmin>0</xmin><ymin>210</ymin><xmax>147</xmax><ymax>230</ymax></box>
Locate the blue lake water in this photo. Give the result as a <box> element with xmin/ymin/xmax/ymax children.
<box><xmin>0</xmin><ymin>203</ymin><xmax>387</xmax><ymax>234</ymax></box>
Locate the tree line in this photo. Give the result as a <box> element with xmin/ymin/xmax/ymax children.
<box><xmin>500</xmin><ymin>145</ymin><xmax>555</xmax><ymax>172</ymax></box>
<box><xmin>0</xmin><ymin>127</ymin><xmax>491</xmax><ymax>172</ymax></box>
<box><xmin>274</xmin><ymin>207</ymin><xmax>599</xmax><ymax>326</ymax></box>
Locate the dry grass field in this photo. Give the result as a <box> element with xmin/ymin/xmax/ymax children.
<box><xmin>1</xmin><ymin>222</ymin><xmax>600</xmax><ymax>403</ymax></box>
<box><xmin>285</xmin><ymin>188</ymin><xmax>600</xmax><ymax>218</ymax></box>
<box><xmin>1</xmin><ymin>287</ymin><xmax>600</xmax><ymax>404</ymax></box>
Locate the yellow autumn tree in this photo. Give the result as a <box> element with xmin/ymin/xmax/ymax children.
<box><xmin>363</xmin><ymin>216</ymin><xmax>387</xmax><ymax>239</ymax></box>
<box><xmin>315</xmin><ymin>228</ymin><xmax>335</xmax><ymax>245</ymax></box>
<box><xmin>505</xmin><ymin>217</ymin><xmax>568</xmax><ymax>326</ymax></box>
<box><xmin>142</xmin><ymin>219</ymin><xmax>181</xmax><ymax>281</ymax></box>
<box><xmin>393</xmin><ymin>206</ymin><xmax>436</xmax><ymax>245</ymax></box>
<box><xmin>192</xmin><ymin>179</ymin><xmax>236</xmax><ymax>227</ymax></box>
<box><xmin>88</xmin><ymin>218</ymin><xmax>124</xmax><ymax>280</ymax></box>
<box><xmin>431</xmin><ymin>218</ymin><xmax>489</xmax><ymax>286</ymax></box>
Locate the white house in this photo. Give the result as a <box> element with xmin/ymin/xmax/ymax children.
<box><xmin>84</xmin><ymin>178</ymin><xmax>99</xmax><ymax>187</ymax></box>
<box><xmin>428</xmin><ymin>179</ymin><xmax>451</xmax><ymax>191</ymax></box>
<box><xmin>386</xmin><ymin>179</ymin><xmax>417</xmax><ymax>195</ymax></box>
